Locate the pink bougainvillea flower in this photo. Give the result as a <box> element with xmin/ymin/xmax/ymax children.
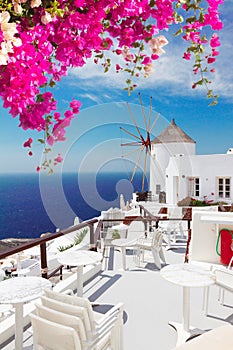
<box><xmin>54</xmin><ymin>153</ymin><xmax>63</xmax><ymax>165</ymax></box>
<box><xmin>116</xmin><ymin>63</ymin><xmax>122</xmax><ymax>71</ymax></box>
<box><xmin>183</xmin><ymin>52</ymin><xmax>191</xmax><ymax>60</ymax></box>
<box><xmin>70</xmin><ymin>100</ymin><xmax>81</xmax><ymax>114</ymax></box>
<box><xmin>210</xmin><ymin>33</ymin><xmax>221</xmax><ymax>48</ymax></box>
<box><xmin>41</xmin><ymin>11</ymin><xmax>52</xmax><ymax>25</ymax></box>
<box><xmin>23</xmin><ymin>138</ymin><xmax>33</xmax><ymax>148</ymax></box>
<box><xmin>0</xmin><ymin>0</ymin><xmax>224</xmax><ymax>172</ymax></box>
<box><xmin>207</xmin><ymin>57</ymin><xmax>216</xmax><ymax>64</ymax></box>
<box><xmin>30</xmin><ymin>0</ymin><xmax>42</xmax><ymax>8</ymax></box>
<box><xmin>212</xmin><ymin>49</ymin><xmax>220</xmax><ymax>56</ymax></box>
<box><xmin>36</xmin><ymin>166</ymin><xmax>41</xmax><ymax>172</ymax></box>
<box><xmin>47</xmin><ymin>135</ymin><xmax>55</xmax><ymax>146</ymax></box>
<box><xmin>148</xmin><ymin>36</ymin><xmax>168</xmax><ymax>57</ymax></box>
<box><xmin>28</xmin><ymin>151</ymin><xmax>33</xmax><ymax>156</ymax></box>
<box><xmin>122</xmin><ymin>46</ymin><xmax>134</xmax><ymax>62</ymax></box>
<box><xmin>144</xmin><ymin>63</ymin><xmax>153</xmax><ymax>77</ymax></box>
<box><xmin>151</xmin><ymin>54</ymin><xmax>159</xmax><ymax>60</ymax></box>
<box><xmin>142</xmin><ymin>57</ymin><xmax>152</xmax><ymax>65</ymax></box>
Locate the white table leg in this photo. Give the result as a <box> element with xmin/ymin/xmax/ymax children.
<box><xmin>168</xmin><ymin>287</ymin><xmax>191</xmax><ymax>346</ymax></box>
<box><xmin>14</xmin><ymin>303</ymin><xmax>23</xmax><ymax>350</ymax></box>
<box><xmin>121</xmin><ymin>247</ymin><xmax>126</xmax><ymax>271</ymax></box>
<box><xmin>76</xmin><ymin>265</ymin><xmax>84</xmax><ymax>297</ymax></box>
<box><xmin>183</xmin><ymin>286</ymin><xmax>190</xmax><ymax>332</ymax></box>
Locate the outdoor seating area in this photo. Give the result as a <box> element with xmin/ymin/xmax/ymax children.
<box><xmin>0</xmin><ymin>208</ymin><xmax>232</xmax><ymax>349</ymax></box>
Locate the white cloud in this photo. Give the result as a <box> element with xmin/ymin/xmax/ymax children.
<box><xmin>78</xmin><ymin>93</ymin><xmax>102</xmax><ymax>104</ymax></box>
<box><xmin>66</xmin><ymin>5</ymin><xmax>232</xmax><ymax>101</ymax></box>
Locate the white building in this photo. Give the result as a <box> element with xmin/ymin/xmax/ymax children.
<box><xmin>150</xmin><ymin>118</ymin><xmax>233</xmax><ymax>205</ymax></box>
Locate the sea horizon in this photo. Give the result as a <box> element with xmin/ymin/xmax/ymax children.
<box><xmin>0</xmin><ymin>171</ymin><xmax>148</xmax><ymax>240</ymax></box>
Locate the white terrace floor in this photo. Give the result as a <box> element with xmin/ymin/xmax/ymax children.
<box><xmin>1</xmin><ymin>245</ymin><xmax>233</xmax><ymax>350</ymax></box>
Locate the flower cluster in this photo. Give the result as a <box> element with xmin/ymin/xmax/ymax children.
<box><xmin>0</xmin><ymin>11</ymin><xmax>22</xmax><ymax>65</ymax></box>
<box><xmin>0</xmin><ymin>0</ymin><xmax>224</xmax><ymax>170</ymax></box>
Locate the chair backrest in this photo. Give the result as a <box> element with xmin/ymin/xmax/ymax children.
<box><xmin>151</xmin><ymin>229</ymin><xmax>163</xmax><ymax>249</ymax></box>
<box><xmin>40</xmin><ymin>296</ymin><xmax>93</xmax><ymax>340</ymax></box>
<box><xmin>0</xmin><ymin>269</ymin><xmax>5</xmax><ymax>281</ymax></box>
<box><xmin>35</xmin><ymin>303</ymin><xmax>87</xmax><ymax>347</ymax></box>
<box><xmin>214</xmin><ymin>269</ymin><xmax>233</xmax><ymax>292</ymax></box>
<box><xmin>30</xmin><ymin>313</ymin><xmax>82</xmax><ymax>350</ymax></box>
<box><xmin>43</xmin><ymin>288</ymin><xmax>95</xmax><ymax>329</ymax></box>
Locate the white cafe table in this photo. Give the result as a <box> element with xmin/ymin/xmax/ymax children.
<box><xmin>160</xmin><ymin>263</ymin><xmax>215</xmax><ymax>346</ymax></box>
<box><xmin>111</xmin><ymin>238</ymin><xmax>137</xmax><ymax>270</ymax></box>
<box><xmin>0</xmin><ymin>276</ymin><xmax>51</xmax><ymax>350</ymax></box>
<box><xmin>58</xmin><ymin>250</ymin><xmax>102</xmax><ymax>296</ymax></box>
<box><xmin>11</xmin><ymin>267</ymin><xmax>30</xmax><ymax>277</ymax></box>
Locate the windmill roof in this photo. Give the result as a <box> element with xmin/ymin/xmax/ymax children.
<box><xmin>151</xmin><ymin>118</ymin><xmax>195</xmax><ymax>144</ymax></box>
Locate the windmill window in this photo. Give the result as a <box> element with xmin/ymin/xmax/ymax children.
<box><xmin>217</xmin><ymin>177</ymin><xmax>231</xmax><ymax>199</ymax></box>
<box><xmin>187</xmin><ymin>177</ymin><xmax>199</xmax><ymax>197</ymax></box>
<box><xmin>156</xmin><ymin>184</ymin><xmax>161</xmax><ymax>194</ymax></box>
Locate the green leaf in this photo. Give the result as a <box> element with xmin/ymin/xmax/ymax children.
<box><xmin>95</xmin><ymin>53</ymin><xmax>104</xmax><ymax>59</ymax></box>
<box><xmin>36</xmin><ymin>94</ymin><xmax>44</xmax><ymax>102</ymax></box>
<box><xmin>207</xmin><ymin>90</ymin><xmax>213</xmax><ymax>98</ymax></box>
<box><xmin>186</xmin><ymin>16</ymin><xmax>197</xmax><ymax>24</ymax></box>
<box><xmin>38</xmin><ymin>139</ymin><xmax>45</xmax><ymax>144</ymax></box>
<box><xmin>176</xmin><ymin>15</ymin><xmax>184</xmax><ymax>23</ymax></box>
<box><xmin>132</xmin><ymin>42</ymin><xmax>141</xmax><ymax>48</ymax></box>
<box><xmin>199</xmin><ymin>12</ymin><xmax>204</xmax><ymax>23</ymax></box>
<box><xmin>174</xmin><ymin>28</ymin><xmax>183</xmax><ymax>36</ymax></box>
<box><xmin>49</xmin><ymin>79</ymin><xmax>56</xmax><ymax>88</ymax></box>
<box><xmin>209</xmin><ymin>100</ymin><xmax>218</xmax><ymax>106</ymax></box>
<box><xmin>196</xmin><ymin>80</ymin><xmax>204</xmax><ymax>86</ymax></box>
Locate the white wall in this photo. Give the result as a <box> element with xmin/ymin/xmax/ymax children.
<box><xmin>190</xmin><ymin>211</ymin><xmax>233</xmax><ymax>265</ymax></box>
<box><xmin>150</xmin><ymin>142</ymin><xmax>195</xmax><ymax>197</ymax></box>
<box><xmin>166</xmin><ymin>153</ymin><xmax>233</xmax><ymax>204</ymax></box>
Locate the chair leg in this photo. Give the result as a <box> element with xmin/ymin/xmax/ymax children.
<box><xmin>159</xmin><ymin>248</ymin><xmax>166</xmax><ymax>264</ymax></box>
<box><xmin>203</xmin><ymin>286</ymin><xmax>210</xmax><ymax>315</ymax></box>
<box><xmin>219</xmin><ymin>287</ymin><xmax>225</xmax><ymax>305</ymax></box>
<box><xmin>151</xmin><ymin>249</ymin><xmax>161</xmax><ymax>269</ymax></box>
<box><xmin>136</xmin><ymin>247</ymin><xmax>142</xmax><ymax>267</ymax></box>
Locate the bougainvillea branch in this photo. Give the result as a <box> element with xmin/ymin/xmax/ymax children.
<box><xmin>0</xmin><ymin>0</ymin><xmax>224</xmax><ymax>170</ymax></box>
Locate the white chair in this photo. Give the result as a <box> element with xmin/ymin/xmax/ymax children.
<box><xmin>204</xmin><ymin>268</ymin><xmax>233</xmax><ymax>315</ymax></box>
<box><xmin>159</xmin><ymin>207</ymin><xmax>186</xmax><ymax>249</ymax></box>
<box><xmin>136</xmin><ymin>229</ymin><xmax>166</xmax><ymax>269</ymax></box>
<box><xmin>30</xmin><ymin>313</ymin><xmax>82</xmax><ymax>350</ymax></box>
<box><xmin>0</xmin><ymin>269</ymin><xmax>5</xmax><ymax>281</ymax></box>
<box><xmin>35</xmin><ymin>303</ymin><xmax>110</xmax><ymax>350</ymax></box>
<box><xmin>41</xmin><ymin>289</ymin><xmax>124</xmax><ymax>350</ymax></box>
<box><xmin>173</xmin><ymin>324</ymin><xmax>233</xmax><ymax>350</ymax></box>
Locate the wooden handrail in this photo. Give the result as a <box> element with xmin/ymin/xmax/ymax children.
<box><xmin>0</xmin><ymin>218</ymin><xmax>99</xmax><ymax>278</ymax></box>
<box><xmin>0</xmin><ymin>206</ymin><xmax>194</xmax><ymax>275</ymax></box>
<box><xmin>0</xmin><ymin>218</ymin><xmax>98</xmax><ymax>260</ymax></box>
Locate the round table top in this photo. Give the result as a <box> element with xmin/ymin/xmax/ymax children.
<box><xmin>0</xmin><ymin>276</ymin><xmax>51</xmax><ymax>304</ymax></box>
<box><xmin>11</xmin><ymin>268</ymin><xmax>30</xmax><ymax>277</ymax></box>
<box><xmin>58</xmin><ymin>250</ymin><xmax>102</xmax><ymax>267</ymax></box>
<box><xmin>160</xmin><ymin>263</ymin><xmax>216</xmax><ymax>288</ymax></box>
<box><xmin>111</xmin><ymin>223</ymin><xmax>128</xmax><ymax>230</ymax></box>
<box><xmin>111</xmin><ymin>238</ymin><xmax>138</xmax><ymax>247</ymax></box>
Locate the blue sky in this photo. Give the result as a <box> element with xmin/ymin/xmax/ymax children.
<box><xmin>0</xmin><ymin>1</ymin><xmax>232</xmax><ymax>175</ymax></box>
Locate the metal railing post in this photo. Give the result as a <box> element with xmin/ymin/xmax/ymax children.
<box><xmin>89</xmin><ymin>223</ymin><xmax>95</xmax><ymax>250</ymax></box>
<box><xmin>40</xmin><ymin>242</ymin><xmax>48</xmax><ymax>279</ymax></box>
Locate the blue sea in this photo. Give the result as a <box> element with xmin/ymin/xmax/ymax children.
<box><xmin>0</xmin><ymin>172</ymin><xmax>148</xmax><ymax>240</ymax></box>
